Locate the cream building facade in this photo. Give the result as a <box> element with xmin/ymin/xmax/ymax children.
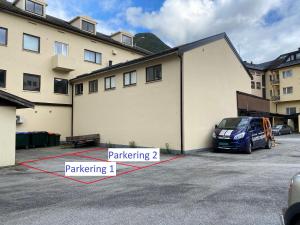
<box><xmin>245</xmin><ymin>49</ymin><xmax>300</xmax><ymax>131</ymax></box>
<box><xmin>0</xmin><ymin>0</ymin><xmax>148</xmax><ymax>139</ymax></box>
<box><xmin>71</xmin><ymin>33</ymin><xmax>252</xmax><ymax>152</ymax></box>
<box><xmin>0</xmin><ymin>90</ymin><xmax>33</xmax><ymax>167</ymax></box>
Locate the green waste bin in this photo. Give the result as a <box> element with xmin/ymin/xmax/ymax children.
<box><xmin>16</xmin><ymin>132</ymin><xmax>30</xmax><ymax>149</ymax></box>
<box><xmin>47</xmin><ymin>133</ymin><xmax>56</xmax><ymax>147</ymax></box>
<box><xmin>30</xmin><ymin>131</ymin><xmax>48</xmax><ymax>148</ymax></box>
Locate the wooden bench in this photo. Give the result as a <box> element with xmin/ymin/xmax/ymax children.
<box><xmin>66</xmin><ymin>134</ymin><xmax>100</xmax><ymax>147</ymax></box>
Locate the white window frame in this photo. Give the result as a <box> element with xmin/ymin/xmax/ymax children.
<box><xmin>54</xmin><ymin>41</ymin><xmax>69</xmax><ymax>56</ymax></box>
<box><xmin>283</xmin><ymin>87</ymin><xmax>293</xmax><ymax>95</ymax></box>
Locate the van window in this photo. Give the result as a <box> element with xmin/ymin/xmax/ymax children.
<box><xmin>218</xmin><ymin>118</ymin><xmax>250</xmax><ymax>129</ymax></box>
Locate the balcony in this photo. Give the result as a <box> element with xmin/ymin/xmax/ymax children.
<box><xmin>271</xmin><ymin>79</ymin><xmax>280</xmax><ymax>85</ymax></box>
<box><xmin>51</xmin><ymin>55</ymin><xmax>75</xmax><ymax>72</ymax></box>
<box><xmin>271</xmin><ymin>96</ymin><xmax>280</xmax><ymax>101</ymax></box>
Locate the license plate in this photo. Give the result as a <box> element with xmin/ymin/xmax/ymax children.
<box><xmin>219</xmin><ymin>142</ymin><xmax>229</xmax><ymax>146</ymax></box>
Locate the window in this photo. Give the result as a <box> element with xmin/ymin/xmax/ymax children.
<box><xmin>296</xmin><ymin>53</ymin><xmax>300</xmax><ymax>60</ymax></box>
<box><xmin>54</xmin><ymin>42</ymin><xmax>68</xmax><ymax>56</ymax></box>
<box><xmin>109</xmin><ymin>60</ymin><xmax>113</xmax><ymax>67</ymax></box>
<box><xmin>122</xmin><ymin>34</ymin><xmax>133</xmax><ymax>46</ymax></box>
<box><xmin>0</xmin><ymin>70</ymin><xmax>6</xmax><ymax>88</ymax></box>
<box><xmin>283</xmin><ymin>70</ymin><xmax>293</xmax><ymax>78</ymax></box>
<box><xmin>123</xmin><ymin>71</ymin><xmax>137</xmax><ymax>86</ymax></box>
<box><xmin>270</xmin><ymin>90</ymin><xmax>273</xmax><ymax>97</ymax></box>
<box><xmin>0</xmin><ymin>27</ymin><xmax>7</xmax><ymax>46</ymax></box>
<box><xmin>269</xmin><ymin>75</ymin><xmax>272</xmax><ymax>81</ymax></box>
<box><xmin>84</xmin><ymin>50</ymin><xmax>101</xmax><ymax>64</ymax></box>
<box><xmin>105</xmin><ymin>76</ymin><xmax>116</xmax><ymax>90</ymax></box>
<box><xmin>146</xmin><ymin>65</ymin><xmax>162</xmax><ymax>82</ymax></box>
<box><xmin>89</xmin><ymin>80</ymin><xmax>98</xmax><ymax>93</ymax></box>
<box><xmin>23</xmin><ymin>33</ymin><xmax>40</xmax><ymax>53</ymax></box>
<box><xmin>82</xmin><ymin>20</ymin><xmax>95</xmax><ymax>33</ymax></box>
<box><xmin>286</xmin><ymin>107</ymin><xmax>296</xmax><ymax>115</ymax></box>
<box><xmin>23</xmin><ymin>73</ymin><xmax>40</xmax><ymax>92</ymax></box>
<box><xmin>251</xmin><ymin>81</ymin><xmax>255</xmax><ymax>89</ymax></box>
<box><xmin>262</xmin><ymin>74</ymin><xmax>265</xmax><ymax>86</ymax></box>
<box><xmin>283</xmin><ymin>87</ymin><xmax>293</xmax><ymax>95</ymax></box>
<box><xmin>25</xmin><ymin>0</ymin><xmax>43</xmax><ymax>16</ymax></box>
<box><xmin>256</xmin><ymin>82</ymin><xmax>261</xmax><ymax>90</ymax></box>
<box><xmin>54</xmin><ymin>78</ymin><xmax>68</xmax><ymax>94</ymax></box>
<box><xmin>75</xmin><ymin>83</ymin><xmax>83</xmax><ymax>95</ymax></box>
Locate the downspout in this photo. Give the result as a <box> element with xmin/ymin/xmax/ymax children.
<box><xmin>178</xmin><ymin>52</ymin><xmax>184</xmax><ymax>154</ymax></box>
<box><xmin>71</xmin><ymin>83</ymin><xmax>74</xmax><ymax>136</ymax></box>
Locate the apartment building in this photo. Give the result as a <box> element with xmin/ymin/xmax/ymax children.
<box><xmin>245</xmin><ymin>48</ymin><xmax>300</xmax><ymax>131</ymax></box>
<box><xmin>244</xmin><ymin>61</ymin><xmax>267</xmax><ymax>98</ymax></box>
<box><xmin>70</xmin><ymin>33</ymin><xmax>252</xmax><ymax>152</ymax></box>
<box><xmin>0</xmin><ymin>0</ymin><xmax>149</xmax><ymax>139</ymax></box>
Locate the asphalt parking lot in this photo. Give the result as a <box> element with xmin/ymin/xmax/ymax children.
<box><xmin>1</xmin><ymin>135</ymin><xmax>300</xmax><ymax>225</ymax></box>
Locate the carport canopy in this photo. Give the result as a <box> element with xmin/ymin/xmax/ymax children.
<box><xmin>0</xmin><ymin>90</ymin><xmax>34</xmax><ymax>109</ymax></box>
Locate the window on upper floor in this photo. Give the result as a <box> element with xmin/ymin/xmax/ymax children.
<box><xmin>256</xmin><ymin>82</ymin><xmax>261</xmax><ymax>90</ymax></box>
<box><xmin>0</xmin><ymin>27</ymin><xmax>7</xmax><ymax>46</ymax></box>
<box><xmin>23</xmin><ymin>33</ymin><xmax>40</xmax><ymax>53</ymax></box>
<box><xmin>283</xmin><ymin>70</ymin><xmax>293</xmax><ymax>78</ymax></box>
<box><xmin>54</xmin><ymin>78</ymin><xmax>68</xmax><ymax>94</ymax></box>
<box><xmin>269</xmin><ymin>75</ymin><xmax>272</xmax><ymax>81</ymax></box>
<box><xmin>283</xmin><ymin>86</ymin><xmax>293</xmax><ymax>95</ymax></box>
<box><xmin>0</xmin><ymin>69</ymin><xmax>6</xmax><ymax>88</ymax></box>
<box><xmin>84</xmin><ymin>50</ymin><xmax>101</xmax><ymax>64</ymax></box>
<box><xmin>124</xmin><ymin>71</ymin><xmax>137</xmax><ymax>86</ymax></box>
<box><xmin>89</xmin><ymin>80</ymin><xmax>98</xmax><ymax>93</ymax></box>
<box><xmin>122</xmin><ymin>34</ymin><xmax>133</xmax><ymax>46</ymax></box>
<box><xmin>251</xmin><ymin>81</ymin><xmax>255</xmax><ymax>89</ymax></box>
<box><xmin>23</xmin><ymin>73</ymin><xmax>40</xmax><ymax>92</ymax></box>
<box><xmin>146</xmin><ymin>65</ymin><xmax>162</xmax><ymax>82</ymax></box>
<box><xmin>75</xmin><ymin>83</ymin><xmax>83</xmax><ymax>95</ymax></box>
<box><xmin>82</xmin><ymin>20</ymin><xmax>95</xmax><ymax>33</ymax></box>
<box><xmin>262</xmin><ymin>74</ymin><xmax>265</xmax><ymax>86</ymax></box>
<box><xmin>105</xmin><ymin>76</ymin><xmax>116</xmax><ymax>90</ymax></box>
<box><xmin>296</xmin><ymin>53</ymin><xmax>300</xmax><ymax>60</ymax></box>
<box><xmin>25</xmin><ymin>0</ymin><xmax>44</xmax><ymax>16</ymax></box>
<box><xmin>54</xmin><ymin>42</ymin><xmax>68</xmax><ymax>56</ymax></box>
<box><xmin>286</xmin><ymin>107</ymin><xmax>296</xmax><ymax>115</ymax></box>
<box><xmin>270</xmin><ymin>90</ymin><xmax>272</xmax><ymax>97</ymax></box>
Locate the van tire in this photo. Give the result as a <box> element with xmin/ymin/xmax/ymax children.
<box><xmin>265</xmin><ymin>139</ymin><xmax>272</xmax><ymax>149</ymax></box>
<box><xmin>246</xmin><ymin>142</ymin><xmax>252</xmax><ymax>154</ymax></box>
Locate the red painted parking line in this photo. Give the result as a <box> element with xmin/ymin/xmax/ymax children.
<box><xmin>19</xmin><ymin>162</ymin><xmax>90</xmax><ymax>184</ymax></box>
<box><xmin>18</xmin><ymin>151</ymin><xmax>184</xmax><ymax>185</ymax></box>
<box><xmin>76</xmin><ymin>154</ymin><xmax>142</xmax><ymax>169</ymax></box>
<box><xmin>18</xmin><ymin>148</ymin><xmax>106</xmax><ymax>164</ymax></box>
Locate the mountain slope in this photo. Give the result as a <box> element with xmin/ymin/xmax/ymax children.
<box><xmin>134</xmin><ymin>33</ymin><xmax>170</xmax><ymax>53</ymax></box>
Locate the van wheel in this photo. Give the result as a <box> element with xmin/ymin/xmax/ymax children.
<box><xmin>246</xmin><ymin>142</ymin><xmax>252</xmax><ymax>154</ymax></box>
<box><xmin>265</xmin><ymin>139</ymin><xmax>272</xmax><ymax>149</ymax></box>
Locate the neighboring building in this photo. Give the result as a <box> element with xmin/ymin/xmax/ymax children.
<box><xmin>70</xmin><ymin>33</ymin><xmax>252</xmax><ymax>153</ymax></box>
<box><xmin>0</xmin><ymin>0</ymin><xmax>149</xmax><ymax>139</ymax></box>
<box><xmin>245</xmin><ymin>48</ymin><xmax>300</xmax><ymax>131</ymax></box>
<box><xmin>244</xmin><ymin>61</ymin><xmax>268</xmax><ymax>98</ymax></box>
<box><xmin>0</xmin><ymin>90</ymin><xmax>33</xmax><ymax>167</ymax></box>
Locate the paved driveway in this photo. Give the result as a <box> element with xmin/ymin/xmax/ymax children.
<box><xmin>1</xmin><ymin>135</ymin><xmax>300</xmax><ymax>225</ymax></box>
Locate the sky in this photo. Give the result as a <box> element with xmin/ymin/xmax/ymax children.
<box><xmin>28</xmin><ymin>0</ymin><xmax>300</xmax><ymax>63</ymax></box>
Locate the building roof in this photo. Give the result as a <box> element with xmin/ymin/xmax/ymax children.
<box><xmin>0</xmin><ymin>0</ymin><xmax>150</xmax><ymax>55</ymax></box>
<box><xmin>71</xmin><ymin>32</ymin><xmax>252</xmax><ymax>82</ymax></box>
<box><xmin>0</xmin><ymin>90</ymin><xmax>34</xmax><ymax>109</ymax></box>
<box><xmin>244</xmin><ymin>48</ymin><xmax>300</xmax><ymax>71</ymax></box>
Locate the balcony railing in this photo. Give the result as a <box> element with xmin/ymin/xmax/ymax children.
<box><xmin>271</xmin><ymin>79</ymin><xmax>280</xmax><ymax>85</ymax></box>
<box><xmin>271</xmin><ymin>96</ymin><xmax>280</xmax><ymax>101</ymax></box>
<box><xmin>51</xmin><ymin>55</ymin><xmax>75</xmax><ymax>72</ymax></box>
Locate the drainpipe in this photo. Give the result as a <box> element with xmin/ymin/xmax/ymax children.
<box><xmin>71</xmin><ymin>83</ymin><xmax>74</xmax><ymax>136</ymax></box>
<box><xmin>178</xmin><ymin>53</ymin><xmax>184</xmax><ymax>154</ymax></box>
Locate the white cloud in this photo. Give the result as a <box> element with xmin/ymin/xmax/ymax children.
<box><xmin>126</xmin><ymin>0</ymin><xmax>300</xmax><ymax>63</ymax></box>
